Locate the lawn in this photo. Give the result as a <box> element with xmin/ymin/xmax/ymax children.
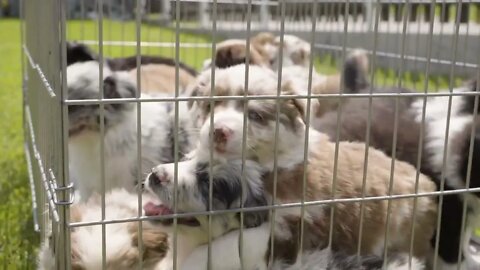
<box><xmin>0</xmin><ymin>19</ymin><xmax>38</xmax><ymax>269</ymax></box>
<box><xmin>0</xmin><ymin>18</ymin><xmax>468</xmax><ymax>269</ymax></box>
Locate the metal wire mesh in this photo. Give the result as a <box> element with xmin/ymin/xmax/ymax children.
<box><xmin>22</xmin><ymin>0</ymin><xmax>480</xmax><ymax>269</ymax></box>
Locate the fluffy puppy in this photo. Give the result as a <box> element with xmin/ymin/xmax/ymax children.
<box><xmin>410</xmin><ymin>83</ymin><xmax>480</xmax><ymax>268</ymax></box>
<box><xmin>144</xmin><ymin>157</ymin><xmax>269</xmax><ymax>243</ymax></box>
<box><xmin>37</xmin><ymin>189</ymin><xmax>177</xmax><ymax>270</ymax></box>
<box><xmin>66</xmin><ymin>42</ymin><xmax>197</xmax><ymax>95</ymax></box>
<box><xmin>315</xmin><ymin>59</ymin><xmax>480</xmax><ymax>269</ymax></box>
<box><xmin>67</xmin><ymin>61</ymin><xmax>195</xmax><ymax>201</ymax></box>
<box><xmin>205</xmin><ymin>33</ymin><xmax>310</xmax><ymax>71</ymax></box>
<box><xmin>284</xmin><ymin>49</ymin><xmax>371</xmax><ymax>119</ymax></box>
<box><xmin>145</xmin><ymin>157</ymin><xmax>424</xmax><ymax>270</ymax></box>
<box><xmin>143</xmin><ymin>157</ymin><xmax>269</xmax><ymax>269</ymax></box>
<box><xmin>187</xmin><ymin>64</ymin><xmax>437</xmax><ymax>263</ymax></box>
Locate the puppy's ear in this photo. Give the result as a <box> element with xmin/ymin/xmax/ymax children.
<box><xmin>103</xmin><ymin>73</ymin><xmax>136</xmax><ymax>100</ymax></box>
<box><xmin>460</xmin><ymin>80</ymin><xmax>480</xmax><ymax>115</ymax></box>
<box><xmin>130</xmin><ymin>224</ymin><xmax>169</xmax><ymax>264</ymax></box>
<box><xmin>215</xmin><ymin>43</ymin><xmax>247</xmax><ymax>68</ymax></box>
<box><xmin>66</xmin><ymin>42</ymin><xmax>96</xmax><ymax>66</ymax></box>
<box><xmin>281</xmin><ymin>82</ymin><xmax>319</xmax><ymax>125</ymax></box>
<box><xmin>290</xmin><ymin>46</ymin><xmax>310</xmax><ymax>67</ymax></box>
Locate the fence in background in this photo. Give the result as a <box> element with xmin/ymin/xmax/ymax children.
<box><xmin>66</xmin><ymin>0</ymin><xmax>480</xmax><ymax>77</ymax></box>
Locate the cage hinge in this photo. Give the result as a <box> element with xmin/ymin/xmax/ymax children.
<box><xmin>48</xmin><ymin>169</ymin><xmax>75</xmax><ymax>206</ymax></box>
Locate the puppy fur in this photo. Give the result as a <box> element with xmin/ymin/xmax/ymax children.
<box><xmin>66</xmin><ymin>41</ymin><xmax>197</xmax><ymax>76</ymax></box>
<box><xmin>183</xmin><ymin>221</ymin><xmax>424</xmax><ymax>270</ymax></box>
<box><xmin>285</xmin><ymin>49</ymin><xmax>371</xmax><ymax>120</ymax></box>
<box><xmin>37</xmin><ymin>189</ymin><xmax>177</xmax><ymax>270</ymax></box>
<box><xmin>145</xmin><ymin>156</ymin><xmax>424</xmax><ymax>270</ymax></box>
<box><xmin>128</xmin><ymin>64</ymin><xmax>196</xmax><ymax>95</ymax></box>
<box><xmin>206</xmin><ymin>33</ymin><xmax>310</xmax><ymax>71</ymax></box>
<box><xmin>188</xmin><ymin>64</ymin><xmax>437</xmax><ymax>263</ymax></box>
<box><xmin>214</xmin><ymin>39</ymin><xmax>270</xmax><ymax>69</ymax></box>
<box><xmin>410</xmin><ymin>85</ymin><xmax>480</xmax><ymax>269</ymax></box>
<box><xmin>317</xmin><ymin>58</ymin><xmax>480</xmax><ymax>268</ymax></box>
<box><xmin>270</xmin><ymin>34</ymin><xmax>311</xmax><ymax>69</ymax></box>
<box><xmin>144</xmin><ymin>157</ymin><xmax>269</xmax><ymax>243</ymax></box>
<box><xmin>66</xmin><ymin>42</ymin><xmax>197</xmax><ymax>95</ymax></box>
<box><xmin>66</xmin><ymin>42</ymin><xmax>96</xmax><ymax>66</ymax></box>
<box><xmin>67</xmin><ymin>61</ymin><xmax>195</xmax><ymax>201</ymax></box>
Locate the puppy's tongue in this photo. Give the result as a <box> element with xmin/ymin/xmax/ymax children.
<box><xmin>144</xmin><ymin>202</ymin><xmax>173</xmax><ymax>216</ymax></box>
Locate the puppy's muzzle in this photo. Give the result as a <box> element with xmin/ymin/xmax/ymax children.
<box><xmin>213</xmin><ymin>126</ymin><xmax>233</xmax><ymax>144</ymax></box>
<box><xmin>148</xmin><ymin>170</ymin><xmax>170</xmax><ymax>186</ymax></box>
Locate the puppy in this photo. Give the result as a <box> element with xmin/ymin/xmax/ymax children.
<box><xmin>315</xmin><ymin>60</ymin><xmax>480</xmax><ymax>269</ymax></box>
<box><xmin>37</xmin><ymin>189</ymin><xmax>176</xmax><ymax>270</ymax></box>
<box><xmin>410</xmin><ymin>83</ymin><xmax>480</xmax><ymax>269</ymax></box>
<box><xmin>66</xmin><ymin>42</ymin><xmax>197</xmax><ymax>95</ymax></box>
<box><xmin>67</xmin><ymin>61</ymin><xmax>195</xmax><ymax>201</ymax></box>
<box><xmin>144</xmin><ymin>157</ymin><xmax>269</xmax><ymax>243</ymax></box>
<box><xmin>143</xmin><ymin>157</ymin><xmax>269</xmax><ymax>269</ymax></box>
<box><xmin>205</xmin><ymin>33</ymin><xmax>310</xmax><ymax>71</ymax></box>
<box><xmin>188</xmin><ymin>64</ymin><xmax>437</xmax><ymax>264</ymax></box>
<box><xmin>145</xmin><ymin>157</ymin><xmax>424</xmax><ymax>270</ymax></box>
<box><xmin>284</xmin><ymin>49</ymin><xmax>371</xmax><ymax>120</ymax></box>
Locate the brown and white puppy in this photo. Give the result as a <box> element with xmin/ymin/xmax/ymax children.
<box><xmin>205</xmin><ymin>33</ymin><xmax>312</xmax><ymax>71</ymax></box>
<box><xmin>187</xmin><ymin>64</ymin><xmax>437</xmax><ymax>264</ymax></box>
<box><xmin>326</xmin><ymin>58</ymin><xmax>480</xmax><ymax>268</ymax></box>
<box><xmin>145</xmin><ymin>157</ymin><xmax>425</xmax><ymax>270</ymax></box>
<box><xmin>283</xmin><ymin>49</ymin><xmax>371</xmax><ymax>120</ymax></box>
<box><xmin>37</xmin><ymin>189</ymin><xmax>203</xmax><ymax>270</ymax></box>
<box><xmin>66</xmin><ymin>42</ymin><xmax>197</xmax><ymax>95</ymax></box>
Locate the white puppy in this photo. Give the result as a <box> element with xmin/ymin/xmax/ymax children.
<box><xmin>67</xmin><ymin>61</ymin><xmax>195</xmax><ymax>201</ymax></box>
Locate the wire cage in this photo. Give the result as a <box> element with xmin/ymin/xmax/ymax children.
<box><xmin>22</xmin><ymin>0</ymin><xmax>480</xmax><ymax>269</ymax></box>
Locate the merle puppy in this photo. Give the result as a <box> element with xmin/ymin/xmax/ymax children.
<box><xmin>67</xmin><ymin>60</ymin><xmax>196</xmax><ymax>201</ymax></box>
<box><xmin>317</xmin><ymin>58</ymin><xmax>480</xmax><ymax>269</ymax></box>
<box><xmin>143</xmin><ymin>156</ymin><xmax>424</xmax><ymax>270</ymax></box>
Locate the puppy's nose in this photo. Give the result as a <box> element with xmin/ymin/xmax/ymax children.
<box><xmin>148</xmin><ymin>171</ymin><xmax>169</xmax><ymax>186</ymax></box>
<box><xmin>213</xmin><ymin>126</ymin><xmax>233</xmax><ymax>143</ymax></box>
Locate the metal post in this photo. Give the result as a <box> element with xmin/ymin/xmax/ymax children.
<box><xmin>161</xmin><ymin>0</ymin><xmax>171</xmax><ymax>21</ymax></box>
<box><xmin>365</xmin><ymin>0</ymin><xmax>375</xmax><ymax>31</ymax></box>
<box><xmin>260</xmin><ymin>0</ymin><xmax>270</xmax><ymax>30</ymax></box>
<box><xmin>199</xmin><ymin>2</ymin><xmax>209</xmax><ymax>29</ymax></box>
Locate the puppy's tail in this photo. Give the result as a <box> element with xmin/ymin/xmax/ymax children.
<box><xmin>271</xmin><ymin>249</ymin><xmax>424</xmax><ymax>270</ymax></box>
<box><xmin>342</xmin><ymin>49</ymin><xmax>370</xmax><ymax>93</ymax></box>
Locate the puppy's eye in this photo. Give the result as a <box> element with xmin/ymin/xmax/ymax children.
<box><xmin>248</xmin><ymin>110</ymin><xmax>263</xmax><ymax>122</ymax></box>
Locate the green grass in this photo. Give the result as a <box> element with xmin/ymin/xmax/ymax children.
<box><xmin>0</xmin><ymin>19</ymin><xmax>39</xmax><ymax>269</ymax></box>
<box><xmin>314</xmin><ymin>52</ymin><xmax>462</xmax><ymax>91</ymax></box>
<box><xmin>66</xmin><ymin>20</ymin><xmax>214</xmax><ymax>70</ymax></box>
<box><xmin>0</xmin><ymin>18</ymin><xmax>472</xmax><ymax>269</ymax></box>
